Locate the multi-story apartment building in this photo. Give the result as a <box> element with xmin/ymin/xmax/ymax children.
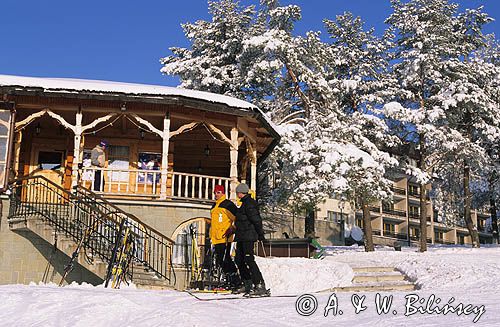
<box><xmin>314</xmin><ymin>172</ymin><xmax>495</xmax><ymax>247</ymax></box>
<box><xmin>356</xmin><ymin>174</ymin><xmax>493</xmax><ymax>246</ymax></box>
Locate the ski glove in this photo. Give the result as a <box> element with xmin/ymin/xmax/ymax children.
<box><xmin>258</xmin><ymin>233</ymin><xmax>265</xmax><ymax>241</ymax></box>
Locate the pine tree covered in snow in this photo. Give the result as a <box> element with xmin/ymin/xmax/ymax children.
<box><xmin>160</xmin><ymin>0</ymin><xmax>255</xmax><ymax>98</ymax></box>
<box><xmin>384</xmin><ymin>0</ymin><xmax>499</xmax><ymax>249</ymax></box>
<box><xmin>160</xmin><ymin>0</ymin><xmax>500</xmax><ymax>250</ymax></box>
<box><xmin>161</xmin><ymin>1</ymin><xmax>398</xmax><ymax>249</ymax></box>
<box><xmin>474</xmin><ymin>36</ymin><xmax>500</xmax><ymax>243</ymax></box>
<box><xmin>238</xmin><ymin>4</ymin><xmax>399</xmax><ymax>247</ymax></box>
<box><xmin>385</xmin><ymin>0</ymin><xmax>471</xmax><ymax>250</ymax></box>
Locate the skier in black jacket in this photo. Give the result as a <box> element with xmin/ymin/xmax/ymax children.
<box><xmin>233</xmin><ymin>183</ymin><xmax>268</xmax><ymax>296</ymax></box>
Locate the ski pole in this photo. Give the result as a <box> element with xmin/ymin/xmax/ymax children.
<box><xmin>259</xmin><ymin>240</ymin><xmax>267</xmax><ymax>258</ymax></box>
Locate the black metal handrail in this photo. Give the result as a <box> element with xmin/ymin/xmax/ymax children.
<box><xmin>8</xmin><ymin>175</ymin><xmax>174</xmax><ymax>283</ymax></box>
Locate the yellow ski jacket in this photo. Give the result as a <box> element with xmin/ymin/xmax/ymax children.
<box><xmin>210</xmin><ymin>195</ymin><xmax>237</xmax><ymax>245</ymax></box>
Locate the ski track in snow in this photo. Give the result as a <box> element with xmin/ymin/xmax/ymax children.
<box><xmin>0</xmin><ymin>245</ymin><xmax>499</xmax><ymax>327</ymax></box>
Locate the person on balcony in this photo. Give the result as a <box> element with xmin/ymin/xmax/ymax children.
<box><xmin>91</xmin><ymin>140</ymin><xmax>107</xmax><ymax>191</ymax></box>
<box><xmin>233</xmin><ymin>183</ymin><xmax>268</xmax><ymax>296</ymax></box>
<box><xmin>210</xmin><ymin>184</ymin><xmax>240</xmax><ymax>290</ymax></box>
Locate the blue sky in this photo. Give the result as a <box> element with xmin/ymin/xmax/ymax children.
<box><xmin>1</xmin><ymin>0</ymin><xmax>498</xmax><ymax>87</ymax></box>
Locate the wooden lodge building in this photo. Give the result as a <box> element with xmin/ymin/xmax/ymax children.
<box><xmin>0</xmin><ymin>74</ymin><xmax>279</xmax><ymax>288</ymax></box>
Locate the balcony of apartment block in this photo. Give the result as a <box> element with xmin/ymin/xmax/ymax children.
<box><xmin>390</xmin><ymin>185</ymin><xmax>406</xmax><ymax>199</ymax></box>
<box><xmin>367</xmin><ymin>206</ymin><xmax>382</xmax><ymax>216</ymax></box>
<box><xmin>408</xmin><ymin>189</ymin><xmax>431</xmax><ymax>201</ymax></box>
<box><xmin>382</xmin><ymin>230</ymin><xmax>408</xmax><ymax>241</ymax></box>
<box><xmin>408</xmin><ymin>235</ymin><xmax>432</xmax><ymax>243</ymax></box>
<box><xmin>433</xmin><ymin>238</ymin><xmax>456</xmax><ymax>245</ymax></box>
<box><xmin>381</xmin><ymin>207</ymin><xmax>407</xmax><ymax>220</ymax></box>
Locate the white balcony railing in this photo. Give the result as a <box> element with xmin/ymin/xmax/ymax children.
<box><xmin>80</xmin><ymin>167</ymin><xmax>232</xmax><ymax>201</ymax></box>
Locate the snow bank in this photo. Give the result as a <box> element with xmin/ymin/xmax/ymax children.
<box><xmin>326</xmin><ymin>245</ymin><xmax>500</xmax><ymax>291</ymax></box>
<box><xmin>256</xmin><ymin>257</ymin><xmax>353</xmax><ymax>295</ymax></box>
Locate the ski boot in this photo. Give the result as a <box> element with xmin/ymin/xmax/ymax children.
<box><xmin>232</xmin><ymin>279</ymin><xmax>252</xmax><ymax>294</ymax></box>
<box><xmin>247</xmin><ymin>282</ymin><xmax>270</xmax><ymax>297</ymax></box>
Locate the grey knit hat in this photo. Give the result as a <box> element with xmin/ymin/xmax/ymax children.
<box><xmin>235</xmin><ymin>183</ymin><xmax>250</xmax><ymax>194</ymax></box>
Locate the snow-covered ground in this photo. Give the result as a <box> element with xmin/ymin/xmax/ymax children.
<box><xmin>1</xmin><ymin>245</ymin><xmax>499</xmax><ymax>326</ymax></box>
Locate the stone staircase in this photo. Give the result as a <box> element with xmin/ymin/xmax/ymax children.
<box><xmin>9</xmin><ymin>215</ymin><xmax>173</xmax><ymax>289</ymax></box>
<box><xmin>327</xmin><ymin>266</ymin><xmax>416</xmax><ymax>292</ymax></box>
<box><xmin>130</xmin><ymin>262</ymin><xmax>174</xmax><ymax>290</ymax></box>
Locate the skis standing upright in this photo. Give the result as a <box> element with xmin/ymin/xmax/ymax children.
<box><xmin>109</xmin><ymin>225</ymin><xmax>135</xmax><ymax>289</ymax></box>
<box><xmin>104</xmin><ymin>218</ymin><xmax>136</xmax><ymax>289</ymax></box>
<box><xmin>59</xmin><ymin>220</ymin><xmax>99</xmax><ymax>286</ymax></box>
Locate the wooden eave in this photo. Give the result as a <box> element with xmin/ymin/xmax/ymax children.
<box><xmin>1</xmin><ymin>86</ymin><xmax>280</xmax><ymax>164</ymax></box>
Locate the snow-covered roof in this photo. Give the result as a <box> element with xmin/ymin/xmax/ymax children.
<box><xmin>0</xmin><ymin>74</ymin><xmax>257</xmax><ymax>111</ymax></box>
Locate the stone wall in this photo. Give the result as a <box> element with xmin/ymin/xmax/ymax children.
<box><xmin>0</xmin><ymin>196</ymin><xmax>212</xmax><ymax>286</ymax></box>
<box><xmin>0</xmin><ymin>196</ymin><xmax>102</xmax><ymax>285</ymax></box>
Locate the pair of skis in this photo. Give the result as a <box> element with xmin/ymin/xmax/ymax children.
<box><xmin>59</xmin><ymin>220</ymin><xmax>100</xmax><ymax>286</ymax></box>
<box><xmin>105</xmin><ymin>221</ymin><xmax>135</xmax><ymax>289</ymax></box>
<box><xmin>59</xmin><ymin>217</ymin><xmax>135</xmax><ymax>289</ymax></box>
<box><xmin>186</xmin><ymin>289</ymin><xmax>276</xmax><ymax>301</ymax></box>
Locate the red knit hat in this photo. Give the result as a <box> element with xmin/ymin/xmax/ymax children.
<box><xmin>214</xmin><ymin>185</ymin><xmax>225</xmax><ymax>194</ymax></box>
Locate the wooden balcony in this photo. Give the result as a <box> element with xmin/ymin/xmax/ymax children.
<box><xmin>80</xmin><ymin>167</ymin><xmax>232</xmax><ymax>201</ymax></box>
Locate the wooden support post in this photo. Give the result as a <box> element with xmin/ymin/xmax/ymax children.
<box><xmin>160</xmin><ymin>113</ymin><xmax>171</xmax><ymax>199</ymax></box>
<box><xmin>229</xmin><ymin>127</ymin><xmax>239</xmax><ymax>201</ymax></box>
<box><xmin>250</xmin><ymin>142</ymin><xmax>257</xmax><ymax>194</ymax></box>
<box><xmin>13</xmin><ymin>130</ymin><xmax>22</xmax><ymax>178</ymax></box>
<box><xmin>72</xmin><ymin>109</ymin><xmax>83</xmax><ymax>189</ymax></box>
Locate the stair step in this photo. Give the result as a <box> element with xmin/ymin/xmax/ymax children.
<box><xmin>135</xmin><ymin>284</ymin><xmax>174</xmax><ymax>291</ymax></box>
<box><xmin>330</xmin><ymin>282</ymin><xmax>416</xmax><ymax>292</ymax></box>
<box><xmin>353</xmin><ymin>274</ymin><xmax>406</xmax><ymax>283</ymax></box>
<box><xmin>352</xmin><ymin>267</ymin><xmax>396</xmax><ymax>273</ymax></box>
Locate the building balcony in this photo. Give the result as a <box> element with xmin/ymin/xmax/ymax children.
<box><xmin>382</xmin><ymin>231</ymin><xmax>408</xmax><ymax>240</ymax></box>
<box><xmin>390</xmin><ymin>186</ymin><xmax>406</xmax><ymax>197</ymax></box>
<box><xmin>80</xmin><ymin>167</ymin><xmax>233</xmax><ymax>202</ymax></box>
<box><xmin>382</xmin><ymin>208</ymin><xmax>407</xmax><ymax>218</ymax></box>
<box><xmin>408</xmin><ymin>212</ymin><xmax>419</xmax><ymax>219</ymax></box>
<box><xmin>408</xmin><ymin>191</ymin><xmax>431</xmax><ymax>200</ymax></box>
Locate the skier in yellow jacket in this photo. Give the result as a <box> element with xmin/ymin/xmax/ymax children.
<box><xmin>210</xmin><ymin>185</ymin><xmax>240</xmax><ymax>289</ymax></box>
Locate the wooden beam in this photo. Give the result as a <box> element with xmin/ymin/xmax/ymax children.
<box><xmin>71</xmin><ymin>108</ymin><xmax>83</xmax><ymax>188</ymax></box>
<box><xmin>206</xmin><ymin>123</ymin><xmax>232</xmax><ymax>147</ymax></box>
<box><xmin>81</xmin><ymin>113</ymin><xmax>117</xmax><ymax>132</ymax></box>
<box><xmin>237</xmin><ymin>117</ymin><xmax>257</xmax><ymax>143</ymax></box>
<box><xmin>129</xmin><ymin>113</ymin><xmax>162</xmax><ymax>137</ymax></box>
<box><xmin>170</xmin><ymin>121</ymin><xmax>200</xmax><ymax>138</ymax></box>
<box><xmin>229</xmin><ymin>127</ymin><xmax>239</xmax><ymax>200</ymax></box>
<box><xmin>46</xmin><ymin>110</ymin><xmax>76</xmax><ymax>133</ymax></box>
<box><xmin>160</xmin><ymin>113</ymin><xmax>171</xmax><ymax>199</ymax></box>
<box><xmin>15</xmin><ymin>109</ymin><xmax>48</xmax><ymax>130</ymax></box>
<box><xmin>248</xmin><ymin>140</ymin><xmax>257</xmax><ymax>193</ymax></box>
<box><xmin>13</xmin><ymin>131</ymin><xmax>22</xmax><ymax>177</ymax></box>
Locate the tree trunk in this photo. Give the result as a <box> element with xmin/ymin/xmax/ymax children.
<box><xmin>419</xmin><ymin>183</ymin><xmax>428</xmax><ymax>252</ymax></box>
<box><xmin>489</xmin><ymin>170</ymin><xmax>498</xmax><ymax>244</ymax></box>
<box><xmin>464</xmin><ymin>161</ymin><xmax>480</xmax><ymax>247</ymax></box>
<box><xmin>304</xmin><ymin>208</ymin><xmax>315</xmax><ymax>238</ymax></box>
<box><xmin>490</xmin><ymin>194</ymin><xmax>498</xmax><ymax>245</ymax></box>
<box><xmin>418</xmin><ymin>135</ymin><xmax>427</xmax><ymax>252</ymax></box>
<box><xmin>361</xmin><ymin>198</ymin><xmax>374</xmax><ymax>252</ymax></box>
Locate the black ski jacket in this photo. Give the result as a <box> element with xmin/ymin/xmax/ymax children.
<box><xmin>234</xmin><ymin>194</ymin><xmax>264</xmax><ymax>242</ymax></box>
